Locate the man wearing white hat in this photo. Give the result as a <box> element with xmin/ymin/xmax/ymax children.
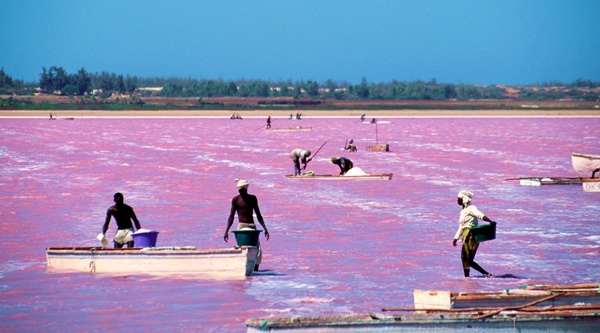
<box><xmin>452</xmin><ymin>190</ymin><xmax>497</xmax><ymax>278</ymax></box>
<box><xmin>224</xmin><ymin>178</ymin><xmax>270</xmax><ymax>271</ymax></box>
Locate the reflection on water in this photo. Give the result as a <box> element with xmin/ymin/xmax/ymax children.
<box><xmin>0</xmin><ymin>117</ymin><xmax>599</xmax><ymax>332</ymax></box>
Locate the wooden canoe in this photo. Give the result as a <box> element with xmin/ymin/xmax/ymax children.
<box><xmin>266</xmin><ymin>127</ymin><xmax>312</xmax><ymax>131</ymax></box>
<box><xmin>505</xmin><ymin>177</ymin><xmax>594</xmax><ymax>186</ymax></box>
<box><xmin>284</xmin><ymin>173</ymin><xmax>393</xmax><ymax>180</ymax></box>
<box><xmin>571</xmin><ymin>152</ymin><xmax>600</xmax><ymax>173</ymax></box>
<box><xmin>46</xmin><ymin>246</ymin><xmax>259</xmax><ymax>277</ymax></box>
<box><xmin>412</xmin><ymin>283</ymin><xmax>600</xmax><ymax>310</ymax></box>
<box><xmin>247</xmin><ymin>283</ymin><xmax>600</xmax><ymax>332</ymax></box>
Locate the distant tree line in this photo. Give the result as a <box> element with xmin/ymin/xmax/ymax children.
<box><xmin>0</xmin><ymin>67</ymin><xmax>599</xmax><ymax>101</ymax></box>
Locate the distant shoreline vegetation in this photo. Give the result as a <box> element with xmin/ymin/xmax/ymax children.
<box><xmin>0</xmin><ymin>66</ymin><xmax>599</xmax><ymax>110</ymax></box>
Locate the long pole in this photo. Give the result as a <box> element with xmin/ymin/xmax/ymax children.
<box><xmin>311</xmin><ymin>141</ymin><xmax>328</xmax><ymax>159</ymax></box>
<box><xmin>303</xmin><ymin>141</ymin><xmax>327</xmax><ymax>170</ymax></box>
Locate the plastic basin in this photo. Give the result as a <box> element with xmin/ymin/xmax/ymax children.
<box><xmin>469</xmin><ymin>223</ymin><xmax>496</xmax><ymax>243</ymax></box>
<box><xmin>232</xmin><ymin>229</ymin><xmax>262</xmax><ymax>246</ymax></box>
<box><xmin>132</xmin><ymin>231</ymin><xmax>159</xmax><ymax>248</ymax></box>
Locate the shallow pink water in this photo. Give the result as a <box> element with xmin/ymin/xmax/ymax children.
<box><xmin>0</xmin><ymin>116</ymin><xmax>599</xmax><ymax>332</ymax></box>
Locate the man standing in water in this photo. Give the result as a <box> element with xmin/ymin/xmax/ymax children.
<box><xmin>266</xmin><ymin>115</ymin><xmax>271</xmax><ymax>129</ymax></box>
<box><xmin>452</xmin><ymin>190</ymin><xmax>497</xmax><ymax>278</ymax></box>
<box><xmin>102</xmin><ymin>192</ymin><xmax>142</xmax><ymax>248</ymax></box>
<box><xmin>224</xmin><ymin>178</ymin><xmax>270</xmax><ymax>271</ymax></box>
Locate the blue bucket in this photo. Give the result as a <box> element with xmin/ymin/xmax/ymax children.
<box><xmin>132</xmin><ymin>231</ymin><xmax>159</xmax><ymax>248</ymax></box>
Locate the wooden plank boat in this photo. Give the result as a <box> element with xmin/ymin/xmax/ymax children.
<box><xmin>284</xmin><ymin>173</ymin><xmax>393</xmax><ymax>180</ymax></box>
<box><xmin>506</xmin><ymin>176</ymin><xmax>594</xmax><ymax>186</ymax></box>
<box><xmin>246</xmin><ymin>283</ymin><xmax>600</xmax><ymax>332</ymax></box>
<box><xmin>572</xmin><ymin>152</ymin><xmax>600</xmax><ymax>173</ymax></box>
<box><xmin>46</xmin><ymin>246</ymin><xmax>259</xmax><ymax>277</ymax></box>
<box><xmin>412</xmin><ymin>283</ymin><xmax>600</xmax><ymax>310</ymax></box>
<box><xmin>266</xmin><ymin>126</ymin><xmax>312</xmax><ymax>131</ymax></box>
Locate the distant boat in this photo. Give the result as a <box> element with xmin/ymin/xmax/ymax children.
<box><xmin>571</xmin><ymin>153</ymin><xmax>600</xmax><ymax>173</ymax></box>
<box><xmin>284</xmin><ymin>173</ymin><xmax>393</xmax><ymax>180</ymax></box>
<box><xmin>582</xmin><ymin>178</ymin><xmax>600</xmax><ymax>192</ymax></box>
<box><xmin>266</xmin><ymin>127</ymin><xmax>312</xmax><ymax>131</ymax></box>
<box><xmin>506</xmin><ymin>176</ymin><xmax>592</xmax><ymax>186</ymax></box>
<box><xmin>246</xmin><ymin>283</ymin><xmax>600</xmax><ymax>333</ymax></box>
<box><xmin>362</xmin><ymin>120</ymin><xmax>391</xmax><ymax>124</ymax></box>
<box><xmin>46</xmin><ymin>246</ymin><xmax>259</xmax><ymax>277</ymax></box>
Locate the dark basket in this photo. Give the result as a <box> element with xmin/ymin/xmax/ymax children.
<box><xmin>469</xmin><ymin>223</ymin><xmax>496</xmax><ymax>243</ymax></box>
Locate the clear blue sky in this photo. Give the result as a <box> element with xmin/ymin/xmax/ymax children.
<box><xmin>2</xmin><ymin>0</ymin><xmax>599</xmax><ymax>85</ymax></box>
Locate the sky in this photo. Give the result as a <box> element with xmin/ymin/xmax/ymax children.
<box><xmin>1</xmin><ymin>0</ymin><xmax>599</xmax><ymax>85</ymax></box>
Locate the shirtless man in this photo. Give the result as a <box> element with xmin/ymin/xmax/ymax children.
<box><xmin>224</xmin><ymin>178</ymin><xmax>270</xmax><ymax>270</ymax></box>
<box><xmin>102</xmin><ymin>192</ymin><xmax>142</xmax><ymax>248</ymax></box>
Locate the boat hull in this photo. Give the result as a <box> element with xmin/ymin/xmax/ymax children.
<box><xmin>583</xmin><ymin>179</ymin><xmax>600</xmax><ymax>192</ymax></box>
<box><xmin>571</xmin><ymin>153</ymin><xmax>600</xmax><ymax>173</ymax></box>
<box><xmin>247</xmin><ymin>284</ymin><xmax>600</xmax><ymax>332</ymax></box>
<box><xmin>266</xmin><ymin>127</ymin><xmax>312</xmax><ymax>131</ymax></box>
<box><xmin>516</xmin><ymin>177</ymin><xmax>592</xmax><ymax>186</ymax></box>
<box><xmin>246</xmin><ymin>311</ymin><xmax>600</xmax><ymax>333</ymax></box>
<box><xmin>284</xmin><ymin>173</ymin><xmax>393</xmax><ymax>180</ymax></box>
<box><xmin>46</xmin><ymin>246</ymin><xmax>259</xmax><ymax>277</ymax></box>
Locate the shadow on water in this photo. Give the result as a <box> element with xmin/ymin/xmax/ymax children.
<box><xmin>471</xmin><ymin>273</ymin><xmax>524</xmax><ymax>279</ymax></box>
<box><xmin>253</xmin><ymin>269</ymin><xmax>286</xmax><ymax>277</ymax></box>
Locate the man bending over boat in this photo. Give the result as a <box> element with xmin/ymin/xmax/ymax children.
<box><xmin>102</xmin><ymin>192</ymin><xmax>142</xmax><ymax>248</ymax></box>
<box><xmin>331</xmin><ymin>157</ymin><xmax>353</xmax><ymax>175</ymax></box>
<box><xmin>452</xmin><ymin>190</ymin><xmax>497</xmax><ymax>278</ymax></box>
<box><xmin>290</xmin><ymin>148</ymin><xmax>312</xmax><ymax>176</ymax></box>
<box><xmin>224</xmin><ymin>178</ymin><xmax>270</xmax><ymax>271</ymax></box>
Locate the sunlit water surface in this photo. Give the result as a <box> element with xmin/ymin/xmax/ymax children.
<box><xmin>0</xmin><ymin>116</ymin><xmax>598</xmax><ymax>332</ymax></box>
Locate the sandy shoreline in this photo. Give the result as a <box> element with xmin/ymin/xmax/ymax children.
<box><xmin>1</xmin><ymin>109</ymin><xmax>599</xmax><ymax>118</ymax></box>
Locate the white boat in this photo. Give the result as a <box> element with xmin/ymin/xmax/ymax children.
<box><xmin>582</xmin><ymin>178</ymin><xmax>600</xmax><ymax>192</ymax></box>
<box><xmin>266</xmin><ymin>126</ymin><xmax>312</xmax><ymax>131</ymax></box>
<box><xmin>507</xmin><ymin>176</ymin><xmax>592</xmax><ymax>186</ymax></box>
<box><xmin>246</xmin><ymin>284</ymin><xmax>600</xmax><ymax>332</ymax></box>
<box><xmin>46</xmin><ymin>246</ymin><xmax>259</xmax><ymax>277</ymax></box>
<box><xmin>284</xmin><ymin>173</ymin><xmax>393</xmax><ymax>180</ymax></box>
<box><xmin>571</xmin><ymin>152</ymin><xmax>600</xmax><ymax>173</ymax></box>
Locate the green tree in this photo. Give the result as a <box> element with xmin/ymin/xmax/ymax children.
<box><xmin>125</xmin><ymin>75</ymin><xmax>137</xmax><ymax>95</ymax></box>
<box><xmin>75</xmin><ymin>67</ymin><xmax>91</xmax><ymax>95</ymax></box>
<box><xmin>0</xmin><ymin>68</ymin><xmax>13</xmax><ymax>88</ymax></box>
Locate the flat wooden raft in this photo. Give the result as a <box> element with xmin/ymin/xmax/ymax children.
<box><xmin>284</xmin><ymin>173</ymin><xmax>393</xmax><ymax>180</ymax></box>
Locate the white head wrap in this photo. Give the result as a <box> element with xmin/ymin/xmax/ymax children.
<box><xmin>458</xmin><ymin>190</ymin><xmax>473</xmax><ymax>205</ymax></box>
<box><xmin>236</xmin><ymin>178</ymin><xmax>249</xmax><ymax>189</ymax></box>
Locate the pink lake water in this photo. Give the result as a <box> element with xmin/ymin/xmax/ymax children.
<box><xmin>0</xmin><ymin>116</ymin><xmax>599</xmax><ymax>332</ymax></box>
